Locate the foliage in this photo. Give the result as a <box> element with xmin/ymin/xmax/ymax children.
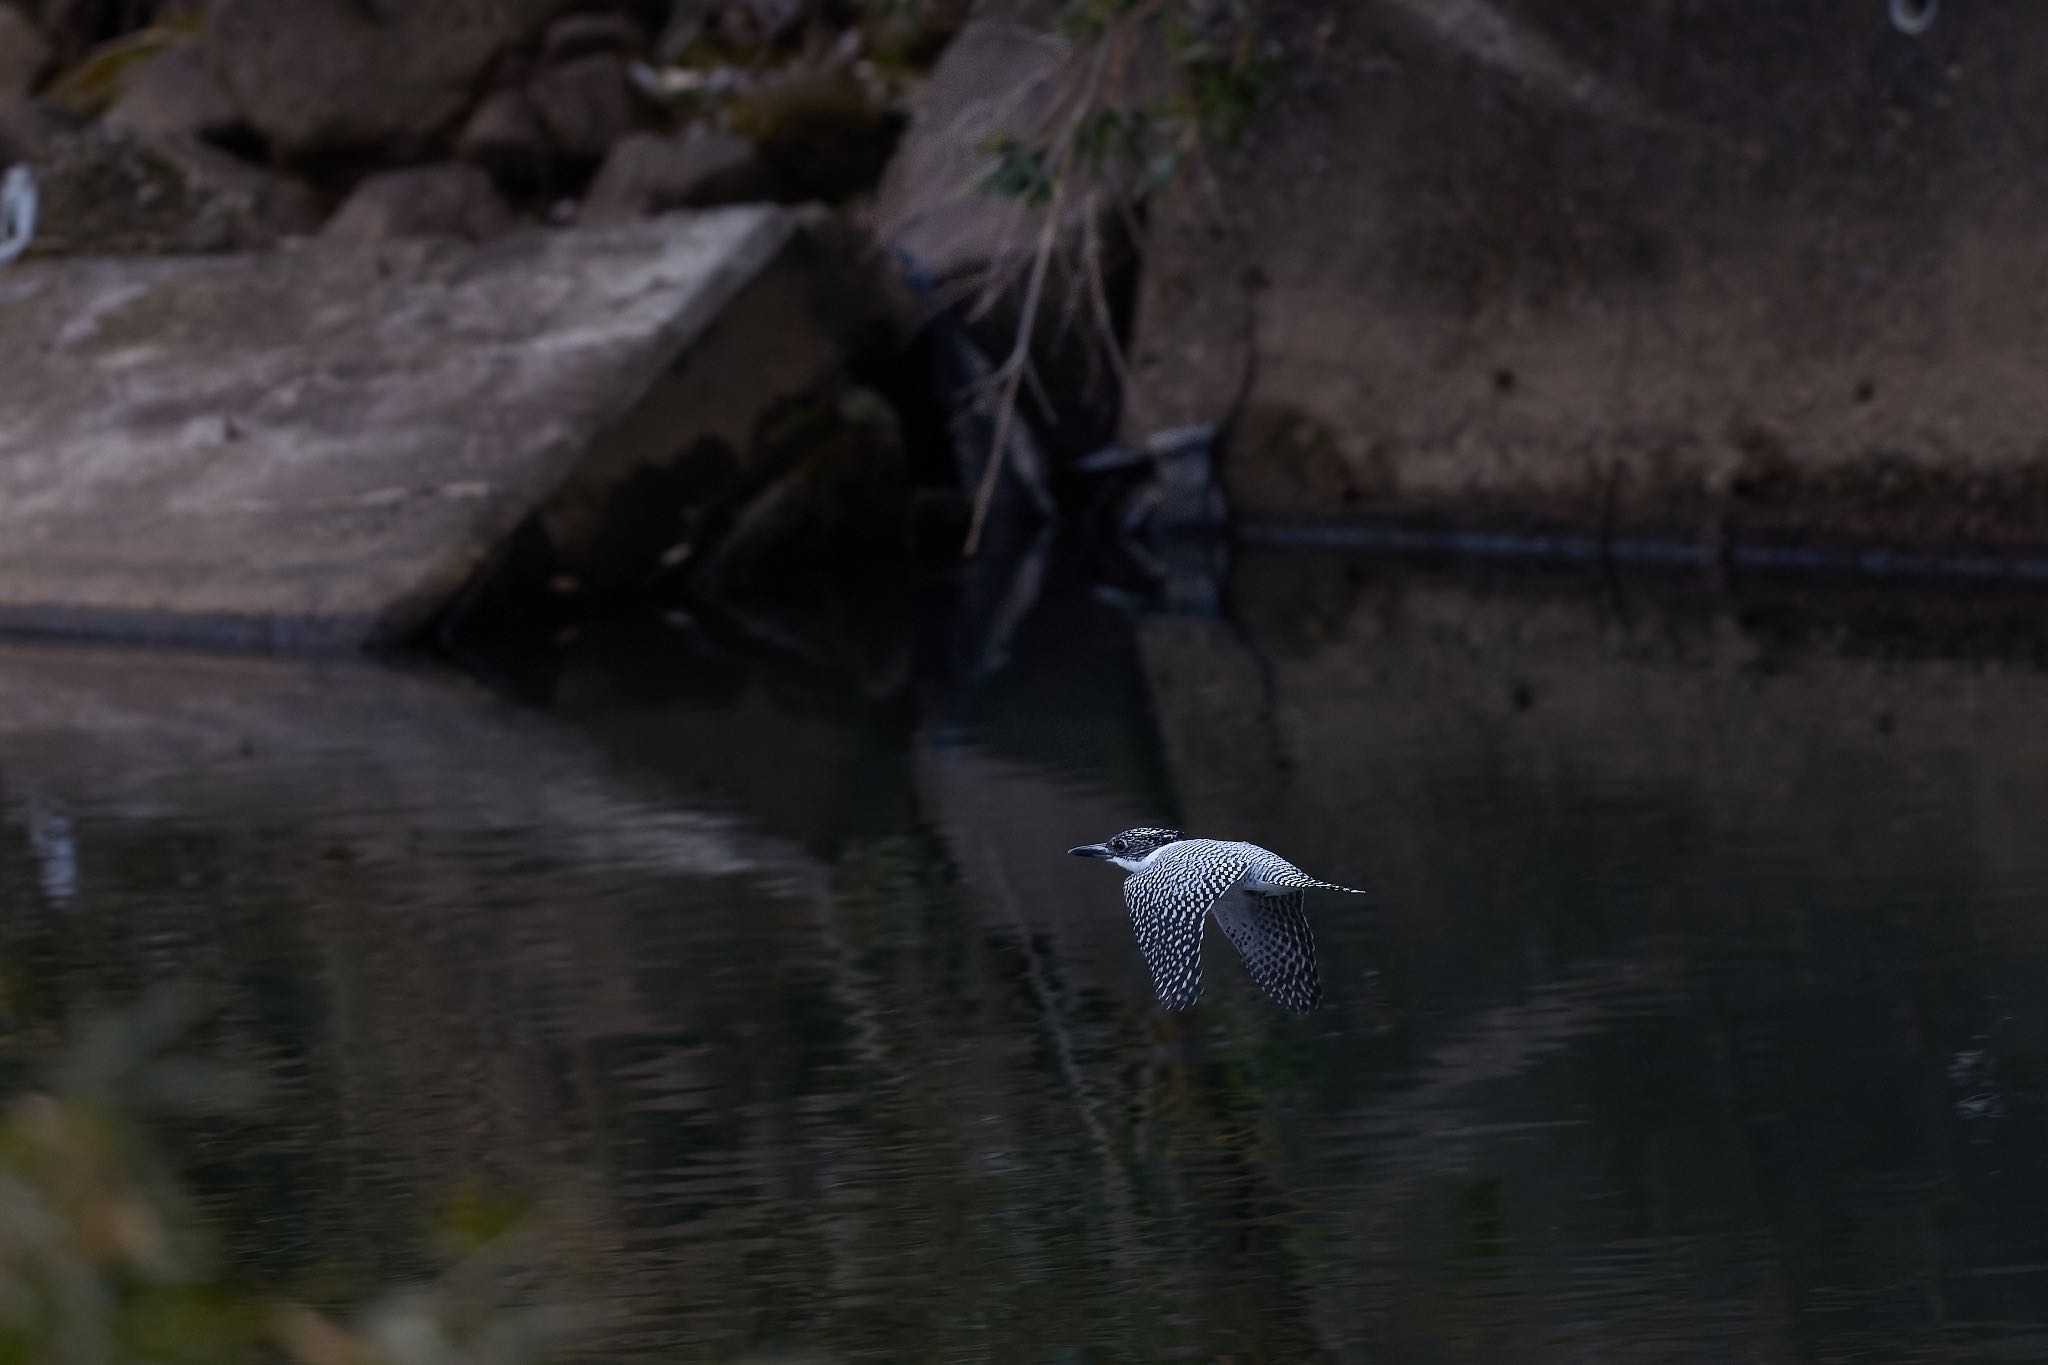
<box><xmin>0</xmin><ymin>988</ymin><xmax>582</xmax><ymax>1365</ymax></box>
<box><xmin>990</xmin><ymin>0</ymin><xmax>1280</xmax><ymax>196</ymax></box>
<box><xmin>37</xmin><ymin>18</ymin><xmax>195</xmax><ymax>116</ymax></box>
<box><xmin>947</xmin><ymin>0</ymin><xmax>1280</xmax><ymax>552</ymax></box>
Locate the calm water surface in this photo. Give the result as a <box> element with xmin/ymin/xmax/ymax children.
<box><xmin>2</xmin><ymin>553</ymin><xmax>2047</xmax><ymax>1362</ymax></box>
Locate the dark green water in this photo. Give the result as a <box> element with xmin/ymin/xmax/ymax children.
<box><xmin>3</xmin><ymin>553</ymin><xmax>2047</xmax><ymax>1362</ymax></box>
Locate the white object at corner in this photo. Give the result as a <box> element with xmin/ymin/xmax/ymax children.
<box><xmin>0</xmin><ymin>164</ymin><xmax>37</xmax><ymax>268</ymax></box>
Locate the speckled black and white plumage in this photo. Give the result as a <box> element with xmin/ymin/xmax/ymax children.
<box><xmin>1070</xmin><ymin>830</ymin><xmax>1361</xmax><ymax>1015</ymax></box>
<box><xmin>1212</xmin><ymin>888</ymin><xmax>1321</xmax><ymax>1015</ymax></box>
<box><xmin>1120</xmin><ymin>840</ymin><xmax>1253</xmax><ymax>1010</ymax></box>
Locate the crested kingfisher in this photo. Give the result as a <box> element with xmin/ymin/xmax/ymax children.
<box><xmin>1068</xmin><ymin>827</ymin><xmax>1362</xmax><ymax>1015</ymax></box>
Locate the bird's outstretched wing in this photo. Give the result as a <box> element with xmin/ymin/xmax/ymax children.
<box><xmin>1211</xmin><ymin>889</ymin><xmax>1322</xmax><ymax>1015</ymax></box>
<box><xmin>1122</xmin><ymin>843</ymin><xmax>1249</xmax><ymax>1010</ymax></box>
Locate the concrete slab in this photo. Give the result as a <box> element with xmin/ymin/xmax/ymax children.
<box><xmin>0</xmin><ymin>208</ymin><xmax>829</xmax><ymax>649</ymax></box>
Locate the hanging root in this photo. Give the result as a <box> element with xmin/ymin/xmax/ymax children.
<box><xmin>958</xmin><ymin>2</ymin><xmax>1174</xmax><ymax>555</ymax></box>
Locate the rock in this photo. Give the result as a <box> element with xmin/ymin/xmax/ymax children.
<box><xmin>866</xmin><ymin>15</ymin><xmax>1129</xmax><ymax>474</ymax></box>
<box><xmin>871</xmin><ymin>19</ymin><xmax>1094</xmax><ymax>282</ymax></box>
<box><xmin>0</xmin><ymin>208</ymin><xmax>896</xmax><ymax>648</ymax></box>
<box><xmin>104</xmin><ymin>43</ymin><xmax>241</xmax><ymax>140</ymax></box>
<box><xmin>199</xmin><ymin>0</ymin><xmax>575</xmax><ymax>161</ymax></box>
<box><xmin>712</xmin><ymin>0</ymin><xmax>810</xmax><ymax>49</ymax></box>
<box><xmin>19</xmin><ymin>0</ymin><xmax>113</xmax><ymax>66</ymax></box>
<box><xmin>583</xmin><ymin>127</ymin><xmax>769</xmax><ymax>221</ymax></box>
<box><xmin>455</xmin><ymin>87</ymin><xmax>548</xmax><ymax>194</ymax></box>
<box><xmin>693</xmin><ymin>387</ymin><xmax>908</xmax><ymax>593</ymax></box>
<box><xmin>324</xmin><ymin>162</ymin><xmax>513</xmax><ymax>242</ymax></box>
<box><xmin>0</xmin><ymin>91</ymin><xmax>66</xmax><ymax>159</ymax></box>
<box><xmin>0</xmin><ymin>106</ymin><xmax>320</xmax><ymax>254</ymax></box>
<box><xmin>526</xmin><ymin>52</ymin><xmax>639</xmax><ymax>165</ymax></box>
<box><xmin>0</xmin><ymin>5</ymin><xmax>50</xmax><ymax>100</ymax></box>
<box><xmin>541</xmin><ymin>9</ymin><xmax>644</xmax><ymax>64</ymax></box>
<box><xmin>856</xmin><ymin>0</ymin><xmax>967</xmax><ymax>67</ymax></box>
<box><xmin>732</xmin><ymin>68</ymin><xmax>899</xmax><ymax>204</ymax></box>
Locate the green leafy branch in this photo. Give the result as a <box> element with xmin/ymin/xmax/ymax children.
<box><xmin>958</xmin><ymin>0</ymin><xmax>1281</xmax><ymax>552</ymax></box>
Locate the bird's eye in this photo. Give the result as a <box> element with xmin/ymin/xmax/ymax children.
<box><xmin>1111</xmin><ymin>838</ymin><xmax>1127</xmax><ymax>852</ymax></box>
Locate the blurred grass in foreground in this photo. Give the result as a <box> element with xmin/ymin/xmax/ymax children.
<box><xmin>0</xmin><ymin>985</ymin><xmax>584</xmax><ymax>1365</ymax></box>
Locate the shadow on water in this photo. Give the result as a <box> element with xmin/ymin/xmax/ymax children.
<box><xmin>3</xmin><ymin>546</ymin><xmax>2048</xmax><ymax>1360</ymax></box>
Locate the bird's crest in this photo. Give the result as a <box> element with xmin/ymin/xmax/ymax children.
<box><xmin>1104</xmin><ymin>827</ymin><xmax>1184</xmax><ymax>857</ymax></box>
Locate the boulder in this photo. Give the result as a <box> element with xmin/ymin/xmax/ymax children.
<box><xmin>526</xmin><ymin>51</ymin><xmax>639</xmax><ymax>165</ymax></box>
<box><xmin>0</xmin><ymin>106</ymin><xmax>320</xmax><ymax>254</ymax></box>
<box><xmin>0</xmin><ymin>208</ymin><xmax>895</xmax><ymax>648</ymax></box>
<box><xmin>871</xmin><ymin>19</ymin><xmax>1094</xmax><ymax>283</ymax></box>
<box><xmin>868</xmin><ymin>17</ymin><xmax>1132</xmax><ymax>475</ymax></box>
<box><xmin>104</xmin><ymin>42</ymin><xmax>241</xmax><ymax>140</ymax></box>
<box><xmin>455</xmin><ymin>87</ymin><xmax>549</xmax><ymax>194</ymax></box>
<box><xmin>19</xmin><ymin>0</ymin><xmax>123</xmax><ymax>65</ymax></box>
<box><xmin>0</xmin><ymin>5</ymin><xmax>49</xmax><ymax>100</ymax></box>
<box><xmin>583</xmin><ymin>127</ymin><xmax>769</xmax><ymax>221</ymax></box>
<box><xmin>324</xmin><ymin>162</ymin><xmax>513</xmax><ymax>242</ymax></box>
<box><xmin>711</xmin><ymin>0</ymin><xmax>811</xmax><ymax>49</ymax></box>
<box><xmin>693</xmin><ymin>387</ymin><xmax>909</xmax><ymax>593</ymax></box>
<box><xmin>199</xmin><ymin>0</ymin><xmax>574</xmax><ymax>161</ymax></box>
<box><xmin>732</xmin><ymin>69</ymin><xmax>900</xmax><ymax>204</ymax></box>
<box><xmin>541</xmin><ymin>9</ymin><xmax>644</xmax><ymax>64</ymax></box>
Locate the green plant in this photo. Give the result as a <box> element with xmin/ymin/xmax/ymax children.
<box><xmin>955</xmin><ymin>0</ymin><xmax>1283</xmax><ymax>552</ymax></box>
<box><xmin>0</xmin><ymin>988</ymin><xmax>584</xmax><ymax>1365</ymax></box>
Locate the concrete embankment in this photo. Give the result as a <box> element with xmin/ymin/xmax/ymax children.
<box><xmin>1127</xmin><ymin>2</ymin><xmax>2048</xmax><ymax>557</ymax></box>
<box><xmin>0</xmin><ymin>207</ymin><xmax>886</xmax><ymax>649</ymax></box>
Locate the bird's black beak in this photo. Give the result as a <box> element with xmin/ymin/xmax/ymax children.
<box><xmin>1068</xmin><ymin>844</ymin><xmax>1111</xmax><ymax>859</ymax></box>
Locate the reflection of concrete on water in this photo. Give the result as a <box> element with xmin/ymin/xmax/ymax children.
<box><xmin>0</xmin><ymin>643</ymin><xmax>1238</xmax><ymax>1353</ymax></box>
<box><xmin>1138</xmin><ymin>565</ymin><xmax>2048</xmax><ymax>941</ymax></box>
<box><xmin>1289</xmin><ymin>953</ymin><xmax>1798</xmax><ymax>1363</ymax></box>
<box><xmin>0</xmin><ymin>643</ymin><xmax>801</xmax><ymax>883</ymax></box>
<box><xmin>0</xmin><ymin>642</ymin><xmax>844</xmax><ymax>1342</ymax></box>
<box><xmin>1132</xmin><ymin>564</ymin><xmax>2048</xmax><ymax>1361</ymax></box>
<box><xmin>10</xmin><ymin>797</ymin><xmax>79</xmax><ymax>906</ymax></box>
<box><xmin>1341</xmin><ymin>951</ymin><xmax>1684</xmax><ymax>1155</ymax></box>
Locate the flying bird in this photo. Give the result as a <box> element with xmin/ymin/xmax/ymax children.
<box><xmin>1068</xmin><ymin>827</ymin><xmax>1362</xmax><ymax>1015</ymax></box>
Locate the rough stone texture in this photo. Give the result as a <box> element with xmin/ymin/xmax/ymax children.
<box><xmin>541</xmin><ymin>9</ymin><xmax>644</xmax><ymax>64</ymax></box>
<box><xmin>870</xmin><ymin>18</ymin><xmax>1082</xmax><ymax>282</ymax></box>
<box><xmin>455</xmin><ymin>86</ymin><xmax>549</xmax><ymax>192</ymax></box>
<box><xmin>503</xmin><ymin>216</ymin><xmax>902</xmax><ymax>604</ymax></box>
<box><xmin>21</xmin><ymin>0</ymin><xmax>135</xmax><ymax>65</ymax></box>
<box><xmin>732</xmin><ymin>69</ymin><xmax>903</xmax><ymax>204</ymax></box>
<box><xmin>583</xmin><ymin>127</ymin><xmax>771</xmax><ymax>222</ymax></box>
<box><xmin>200</xmin><ymin>0</ymin><xmax>574</xmax><ymax>160</ymax></box>
<box><xmin>0</xmin><ymin>207</ymin><xmax>868</xmax><ymax>648</ymax></box>
<box><xmin>693</xmin><ymin>389</ymin><xmax>908</xmax><ymax>593</ymax></box>
<box><xmin>1128</xmin><ymin>1</ymin><xmax>2048</xmax><ymax>549</ymax></box>
<box><xmin>526</xmin><ymin>51</ymin><xmax>639</xmax><ymax>164</ymax></box>
<box><xmin>713</xmin><ymin>0</ymin><xmax>809</xmax><ymax>49</ymax></box>
<box><xmin>104</xmin><ymin>42</ymin><xmax>241</xmax><ymax>140</ymax></box>
<box><xmin>324</xmin><ymin>161</ymin><xmax>514</xmax><ymax>241</ymax></box>
<box><xmin>1</xmin><ymin>108</ymin><xmax>322</xmax><ymax>253</ymax></box>
<box><xmin>0</xmin><ymin>4</ymin><xmax>50</xmax><ymax>100</ymax></box>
